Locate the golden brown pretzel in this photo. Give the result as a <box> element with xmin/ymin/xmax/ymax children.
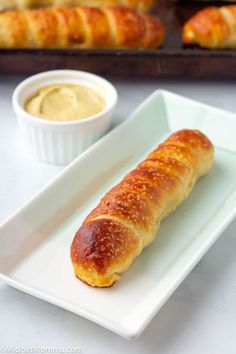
<box><xmin>0</xmin><ymin>6</ymin><xmax>164</xmax><ymax>49</ymax></box>
<box><xmin>71</xmin><ymin>129</ymin><xmax>214</xmax><ymax>287</ymax></box>
<box><xmin>183</xmin><ymin>5</ymin><xmax>236</xmax><ymax>49</ymax></box>
<box><xmin>0</xmin><ymin>0</ymin><xmax>154</xmax><ymax>12</ymax></box>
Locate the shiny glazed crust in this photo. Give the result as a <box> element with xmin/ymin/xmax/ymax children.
<box><xmin>183</xmin><ymin>5</ymin><xmax>236</xmax><ymax>49</ymax></box>
<box><xmin>0</xmin><ymin>0</ymin><xmax>154</xmax><ymax>12</ymax></box>
<box><xmin>71</xmin><ymin>130</ymin><xmax>214</xmax><ymax>287</ymax></box>
<box><xmin>0</xmin><ymin>6</ymin><xmax>164</xmax><ymax>48</ymax></box>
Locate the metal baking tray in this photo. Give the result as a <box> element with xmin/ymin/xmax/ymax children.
<box><xmin>0</xmin><ymin>0</ymin><xmax>235</xmax><ymax>78</ymax></box>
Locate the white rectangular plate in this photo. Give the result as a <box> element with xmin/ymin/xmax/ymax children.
<box><xmin>1</xmin><ymin>90</ymin><xmax>236</xmax><ymax>340</ymax></box>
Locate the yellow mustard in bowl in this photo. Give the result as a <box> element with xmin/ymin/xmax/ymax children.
<box><xmin>25</xmin><ymin>84</ymin><xmax>105</xmax><ymax>122</ymax></box>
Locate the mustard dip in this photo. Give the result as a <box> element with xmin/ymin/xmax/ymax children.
<box><xmin>25</xmin><ymin>84</ymin><xmax>105</xmax><ymax>122</ymax></box>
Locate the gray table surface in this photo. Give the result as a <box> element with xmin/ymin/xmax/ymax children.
<box><xmin>0</xmin><ymin>76</ymin><xmax>236</xmax><ymax>354</ymax></box>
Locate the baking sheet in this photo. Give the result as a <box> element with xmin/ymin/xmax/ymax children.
<box><xmin>0</xmin><ymin>1</ymin><xmax>236</xmax><ymax>77</ymax></box>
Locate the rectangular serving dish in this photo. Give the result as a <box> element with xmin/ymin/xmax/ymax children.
<box><xmin>0</xmin><ymin>0</ymin><xmax>236</xmax><ymax>78</ymax></box>
<box><xmin>0</xmin><ymin>90</ymin><xmax>236</xmax><ymax>339</ymax></box>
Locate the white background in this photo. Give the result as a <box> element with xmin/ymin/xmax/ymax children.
<box><xmin>0</xmin><ymin>76</ymin><xmax>236</xmax><ymax>354</ymax></box>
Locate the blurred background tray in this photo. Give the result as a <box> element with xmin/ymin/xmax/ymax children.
<box><xmin>0</xmin><ymin>0</ymin><xmax>235</xmax><ymax>78</ymax></box>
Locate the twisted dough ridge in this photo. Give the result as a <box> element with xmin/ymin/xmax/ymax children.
<box><xmin>0</xmin><ymin>0</ymin><xmax>154</xmax><ymax>12</ymax></box>
<box><xmin>183</xmin><ymin>5</ymin><xmax>236</xmax><ymax>48</ymax></box>
<box><xmin>0</xmin><ymin>6</ymin><xmax>164</xmax><ymax>48</ymax></box>
<box><xmin>71</xmin><ymin>130</ymin><xmax>214</xmax><ymax>287</ymax></box>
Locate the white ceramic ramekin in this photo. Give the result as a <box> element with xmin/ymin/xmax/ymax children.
<box><xmin>13</xmin><ymin>70</ymin><xmax>118</xmax><ymax>165</ymax></box>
